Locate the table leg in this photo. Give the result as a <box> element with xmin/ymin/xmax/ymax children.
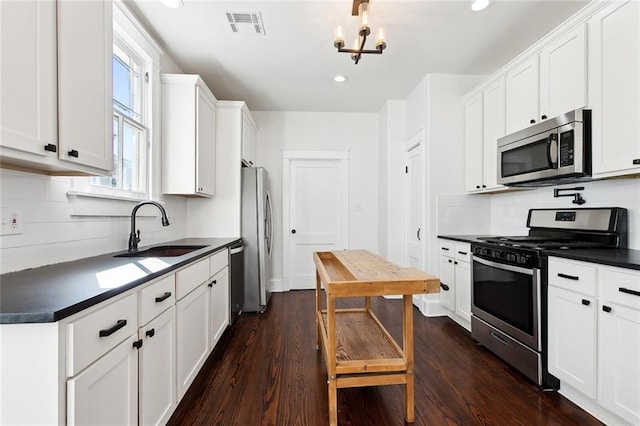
<box><xmin>328</xmin><ymin>377</ymin><xmax>338</xmax><ymax>426</ymax></box>
<box><xmin>316</xmin><ymin>270</ymin><xmax>322</xmax><ymax>350</ymax></box>
<box><xmin>364</xmin><ymin>295</ymin><xmax>371</xmax><ymax>311</ymax></box>
<box><xmin>403</xmin><ymin>295</ymin><xmax>415</xmax><ymax>423</ymax></box>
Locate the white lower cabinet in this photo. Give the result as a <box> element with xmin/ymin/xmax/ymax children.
<box><xmin>139</xmin><ymin>306</ymin><xmax>176</xmax><ymax>425</ymax></box>
<box><xmin>176</xmin><ymin>282</ymin><xmax>211</xmax><ymax>399</ymax></box>
<box><xmin>598</xmin><ymin>267</ymin><xmax>640</xmax><ymax>424</ymax></box>
<box><xmin>209</xmin><ymin>266</ymin><xmax>230</xmax><ymax>349</ymax></box>
<box><xmin>438</xmin><ymin>240</ymin><xmax>471</xmax><ymax>330</ymax></box>
<box><xmin>67</xmin><ymin>334</ymin><xmax>138</xmax><ymax>425</ymax></box>
<box><xmin>548</xmin><ymin>257</ymin><xmax>640</xmax><ymax>425</ymax></box>
<box><xmin>547</xmin><ymin>286</ymin><xmax>597</xmax><ymax>398</ymax></box>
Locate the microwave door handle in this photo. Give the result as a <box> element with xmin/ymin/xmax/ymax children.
<box><xmin>547</xmin><ymin>134</ymin><xmax>558</xmax><ymax>168</ymax></box>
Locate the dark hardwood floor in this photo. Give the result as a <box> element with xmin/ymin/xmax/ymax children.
<box><xmin>168</xmin><ymin>291</ymin><xmax>601</xmax><ymax>425</ymax></box>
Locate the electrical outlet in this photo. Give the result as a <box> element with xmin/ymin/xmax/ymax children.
<box><xmin>1</xmin><ymin>207</ymin><xmax>22</xmax><ymax>235</ymax></box>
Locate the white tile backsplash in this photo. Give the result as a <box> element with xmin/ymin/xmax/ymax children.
<box><xmin>0</xmin><ymin>169</ymin><xmax>188</xmax><ymax>274</ymax></box>
<box><xmin>438</xmin><ymin>178</ymin><xmax>640</xmax><ymax>250</ymax></box>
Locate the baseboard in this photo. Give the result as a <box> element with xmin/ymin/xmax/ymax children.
<box><xmin>270</xmin><ymin>278</ymin><xmax>284</xmax><ymax>293</ymax></box>
<box><xmin>448</xmin><ymin>313</ymin><xmax>471</xmax><ymax>332</ymax></box>
<box><xmin>558</xmin><ymin>383</ymin><xmax>631</xmax><ymax>425</ymax></box>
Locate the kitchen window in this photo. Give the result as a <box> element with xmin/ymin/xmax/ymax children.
<box><xmin>71</xmin><ymin>2</ymin><xmax>160</xmax><ymax>204</ymax></box>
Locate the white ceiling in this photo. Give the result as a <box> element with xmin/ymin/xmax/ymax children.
<box><xmin>126</xmin><ymin>0</ymin><xmax>589</xmax><ymax>113</ymax></box>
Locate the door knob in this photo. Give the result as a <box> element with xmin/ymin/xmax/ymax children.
<box><xmin>291</xmin><ymin>229</ymin><xmax>296</xmax><ymax>234</ymax></box>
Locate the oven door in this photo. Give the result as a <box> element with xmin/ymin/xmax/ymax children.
<box><xmin>497</xmin><ymin>129</ymin><xmax>560</xmax><ymax>185</ymax></box>
<box><xmin>471</xmin><ymin>256</ymin><xmax>541</xmax><ymax>351</ymax></box>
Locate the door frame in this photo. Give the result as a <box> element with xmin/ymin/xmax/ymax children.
<box><xmin>282</xmin><ymin>151</ymin><xmax>349</xmax><ymax>291</ymax></box>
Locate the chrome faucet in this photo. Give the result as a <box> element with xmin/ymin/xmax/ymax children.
<box><xmin>129</xmin><ymin>201</ymin><xmax>170</xmax><ymax>252</ymax></box>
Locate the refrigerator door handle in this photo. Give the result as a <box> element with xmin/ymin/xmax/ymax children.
<box><xmin>266</xmin><ymin>191</ymin><xmax>273</xmax><ymax>256</ymax></box>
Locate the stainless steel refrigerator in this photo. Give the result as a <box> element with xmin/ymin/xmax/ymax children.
<box><xmin>241</xmin><ymin>167</ymin><xmax>273</xmax><ymax>313</ymax></box>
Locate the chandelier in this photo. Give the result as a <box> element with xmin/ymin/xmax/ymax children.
<box><xmin>333</xmin><ymin>0</ymin><xmax>386</xmax><ymax>64</ymax></box>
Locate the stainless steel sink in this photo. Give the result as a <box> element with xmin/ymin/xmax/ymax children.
<box><xmin>114</xmin><ymin>245</ymin><xmax>207</xmax><ymax>258</ymax></box>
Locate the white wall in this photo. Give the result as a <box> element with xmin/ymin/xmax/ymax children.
<box><xmin>252</xmin><ymin>111</ymin><xmax>379</xmax><ymax>290</ymax></box>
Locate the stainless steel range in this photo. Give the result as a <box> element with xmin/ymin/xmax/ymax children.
<box><xmin>471</xmin><ymin>207</ymin><xmax>627</xmax><ymax>389</ymax></box>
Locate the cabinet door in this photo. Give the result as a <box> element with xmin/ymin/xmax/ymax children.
<box><xmin>0</xmin><ymin>0</ymin><xmax>57</xmax><ymax>156</ymax></box>
<box><xmin>454</xmin><ymin>260</ymin><xmax>471</xmax><ymax>323</ymax></box>
<box><xmin>242</xmin><ymin>114</ymin><xmax>256</xmax><ymax>166</ymax></box>
<box><xmin>482</xmin><ymin>78</ymin><xmax>506</xmax><ymax>190</ymax></box>
<box><xmin>57</xmin><ymin>0</ymin><xmax>113</xmax><ymax>172</ymax></box>
<box><xmin>589</xmin><ymin>0</ymin><xmax>640</xmax><ymax>177</ymax></box>
<box><xmin>67</xmin><ymin>334</ymin><xmax>138</xmax><ymax>425</ymax></box>
<box><xmin>505</xmin><ymin>56</ymin><xmax>540</xmax><ymax>134</ymax></box>
<box><xmin>539</xmin><ymin>24</ymin><xmax>587</xmax><ymax>120</ymax></box>
<box><xmin>176</xmin><ymin>283</ymin><xmax>210</xmax><ymax>399</ymax></box>
<box><xmin>599</xmin><ymin>302</ymin><xmax>640</xmax><ymax>424</ymax></box>
<box><xmin>139</xmin><ymin>307</ymin><xmax>176</xmax><ymax>426</ymax></box>
<box><xmin>547</xmin><ymin>286</ymin><xmax>597</xmax><ymax>398</ymax></box>
<box><xmin>209</xmin><ymin>266</ymin><xmax>230</xmax><ymax>349</ymax></box>
<box><xmin>439</xmin><ymin>255</ymin><xmax>455</xmax><ymax>311</ymax></box>
<box><xmin>464</xmin><ymin>92</ymin><xmax>484</xmax><ymax>192</ymax></box>
<box><xmin>196</xmin><ymin>86</ymin><xmax>215</xmax><ymax>196</ymax></box>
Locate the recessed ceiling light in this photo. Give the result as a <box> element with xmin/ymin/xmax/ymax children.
<box><xmin>471</xmin><ymin>0</ymin><xmax>493</xmax><ymax>12</ymax></box>
<box><xmin>333</xmin><ymin>75</ymin><xmax>348</xmax><ymax>83</ymax></box>
<box><xmin>161</xmin><ymin>0</ymin><xmax>184</xmax><ymax>8</ymax></box>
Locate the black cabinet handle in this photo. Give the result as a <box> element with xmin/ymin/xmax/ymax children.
<box><xmin>440</xmin><ymin>283</ymin><xmax>449</xmax><ymax>291</ymax></box>
<box><xmin>416</xmin><ymin>228</ymin><xmax>421</xmax><ymax>241</ymax></box>
<box><xmin>99</xmin><ymin>319</ymin><xmax>127</xmax><ymax>337</ymax></box>
<box><xmin>633</xmin><ymin>159</ymin><xmax>640</xmax><ymax>165</ymax></box>
<box><xmin>155</xmin><ymin>292</ymin><xmax>171</xmax><ymax>303</ymax></box>
<box><xmin>454</xmin><ymin>261</ymin><xmax>458</xmax><ymax>265</ymax></box>
<box><xmin>145</xmin><ymin>328</ymin><xmax>155</xmax><ymax>338</ymax></box>
<box><xmin>458</xmin><ymin>251</ymin><xmax>468</xmax><ymax>255</ymax></box>
<box><xmin>541</xmin><ymin>114</ymin><xmax>548</xmax><ymax>120</ymax></box>
<box><xmin>602</xmin><ymin>305</ymin><xmax>612</xmax><ymax>313</ymax></box>
<box><xmin>619</xmin><ymin>287</ymin><xmax>640</xmax><ymax>297</ymax></box>
<box><xmin>44</xmin><ymin>144</ymin><xmax>57</xmax><ymax>153</ymax></box>
<box><xmin>441</xmin><ymin>247</ymin><xmax>450</xmax><ymax>251</ymax></box>
<box><xmin>133</xmin><ymin>339</ymin><xmax>143</xmax><ymax>349</ymax></box>
<box><xmin>208</xmin><ymin>279</ymin><xmax>217</xmax><ymax>288</ymax></box>
<box><xmin>68</xmin><ymin>149</ymin><xmax>79</xmax><ymax>158</ymax></box>
<box><xmin>291</xmin><ymin>229</ymin><xmax>296</xmax><ymax>234</ymax></box>
<box><xmin>482</xmin><ymin>185</ymin><xmax>486</xmax><ymax>188</ymax></box>
<box><xmin>448</xmin><ymin>259</ymin><xmax>453</xmax><ymax>263</ymax></box>
<box><xmin>530</xmin><ymin>119</ymin><xmax>536</xmax><ymax>124</ymax></box>
<box><xmin>581</xmin><ymin>299</ymin><xmax>590</xmax><ymax>306</ymax></box>
<box><xmin>476</xmin><ymin>185</ymin><xmax>481</xmax><ymax>189</ymax></box>
<box><xmin>558</xmin><ymin>273</ymin><xmax>579</xmax><ymax>281</ymax></box>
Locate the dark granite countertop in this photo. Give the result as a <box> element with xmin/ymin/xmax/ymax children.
<box><xmin>438</xmin><ymin>234</ymin><xmax>640</xmax><ymax>271</ymax></box>
<box><xmin>0</xmin><ymin>237</ymin><xmax>240</xmax><ymax>324</ymax></box>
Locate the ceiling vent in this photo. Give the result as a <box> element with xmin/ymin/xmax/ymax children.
<box><xmin>226</xmin><ymin>11</ymin><xmax>266</xmax><ymax>35</ymax></box>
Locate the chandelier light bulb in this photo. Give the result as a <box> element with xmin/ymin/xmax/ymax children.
<box><xmin>358</xmin><ymin>2</ymin><xmax>370</xmax><ymax>33</ymax></box>
<box><xmin>376</xmin><ymin>28</ymin><xmax>385</xmax><ymax>44</ymax></box>
<box><xmin>335</xmin><ymin>25</ymin><xmax>345</xmax><ymax>43</ymax></box>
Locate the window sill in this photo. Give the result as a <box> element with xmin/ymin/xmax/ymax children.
<box><xmin>67</xmin><ymin>190</ymin><xmax>158</xmax><ymax>217</ymax></box>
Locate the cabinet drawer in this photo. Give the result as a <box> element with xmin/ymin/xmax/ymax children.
<box><xmin>210</xmin><ymin>248</ymin><xmax>228</xmax><ymax>277</ymax></box>
<box><xmin>67</xmin><ymin>293</ymin><xmax>137</xmax><ymax>376</ymax></box>
<box><xmin>439</xmin><ymin>241</ymin><xmax>455</xmax><ymax>256</ymax></box>
<box><xmin>548</xmin><ymin>257</ymin><xmax>597</xmax><ymax>296</ymax></box>
<box><xmin>176</xmin><ymin>257</ymin><xmax>210</xmax><ymax>300</ymax></box>
<box><xmin>454</xmin><ymin>243</ymin><xmax>471</xmax><ymax>263</ymax></box>
<box><xmin>599</xmin><ymin>267</ymin><xmax>640</xmax><ymax>310</ymax></box>
<box><xmin>139</xmin><ymin>274</ymin><xmax>175</xmax><ymax>326</ymax></box>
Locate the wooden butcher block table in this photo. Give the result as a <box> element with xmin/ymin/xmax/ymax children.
<box><xmin>313</xmin><ymin>250</ymin><xmax>440</xmax><ymax>425</ymax></box>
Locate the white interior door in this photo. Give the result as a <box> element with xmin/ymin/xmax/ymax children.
<box><xmin>405</xmin><ymin>143</ymin><xmax>424</xmax><ymax>270</ymax></box>
<box><xmin>283</xmin><ymin>153</ymin><xmax>348</xmax><ymax>290</ymax></box>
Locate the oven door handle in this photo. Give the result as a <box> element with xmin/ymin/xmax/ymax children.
<box><xmin>472</xmin><ymin>255</ymin><xmax>534</xmax><ymax>276</ymax></box>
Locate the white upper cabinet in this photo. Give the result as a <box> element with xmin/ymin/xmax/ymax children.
<box><xmin>588</xmin><ymin>0</ymin><xmax>640</xmax><ymax>178</ymax></box>
<box><xmin>161</xmin><ymin>74</ymin><xmax>216</xmax><ymax>197</ymax></box>
<box><xmin>505</xmin><ymin>23</ymin><xmax>587</xmax><ymax>135</ymax></box>
<box><xmin>57</xmin><ymin>0</ymin><xmax>113</xmax><ymax>172</ymax></box>
<box><xmin>464</xmin><ymin>77</ymin><xmax>506</xmax><ymax>193</ymax></box>
<box><xmin>0</xmin><ymin>0</ymin><xmax>113</xmax><ymax>175</ymax></box>
<box><xmin>505</xmin><ymin>55</ymin><xmax>540</xmax><ymax>134</ymax></box>
<box><xmin>0</xmin><ymin>0</ymin><xmax>57</xmax><ymax>157</ymax></box>
<box><xmin>464</xmin><ymin>92</ymin><xmax>483</xmax><ymax>192</ymax></box>
<box><xmin>242</xmin><ymin>108</ymin><xmax>257</xmax><ymax>166</ymax></box>
<box><xmin>539</xmin><ymin>24</ymin><xmax>587</xmax><ymax>119</ymax></box>
<box><xmin>482</xmin><ymin>78</ymin><xmax>506</xmax><ymax>190</ymax></box>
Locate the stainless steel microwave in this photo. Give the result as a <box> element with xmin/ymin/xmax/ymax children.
<box><xmin>497</xmin><ymin>109</ymin><xmax>591</xmax><ymax>187</ymax></box>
